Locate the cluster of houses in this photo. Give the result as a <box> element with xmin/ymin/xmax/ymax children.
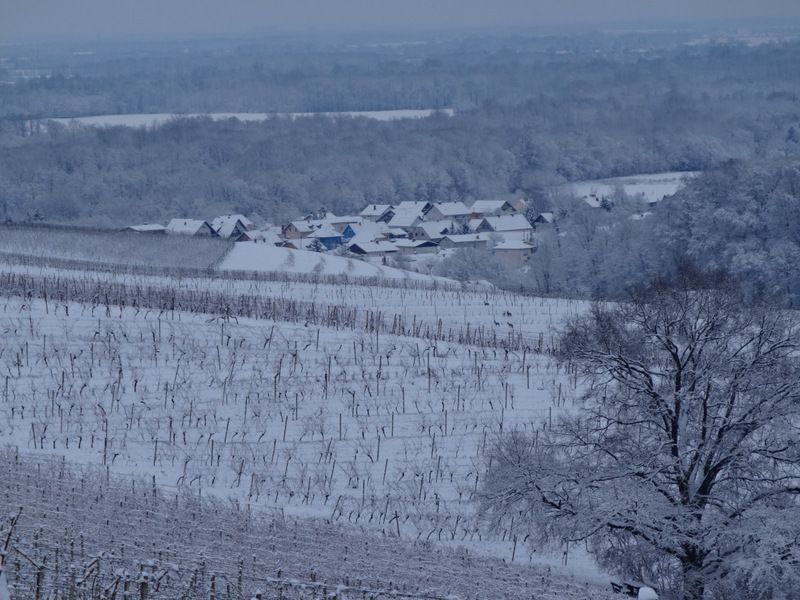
<box><xmin>126</xmin><ymin>199</ymin><xmax>553</xmax><ymax>267</ymax></box>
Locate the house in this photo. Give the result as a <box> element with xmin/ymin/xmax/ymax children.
<box><xmin>166</xmin><ymin>219</ymin><xmax>218</xmax><ymax>236</ymax></box>
<box><xmin>278</xmin><ymin>238</ymin><xmax>317</xmax><ymax>251</ymax></box>
<box><xmin>532</xmin><ymin>212</ymin><xmax>555</xmax><ymax>227</ymax></box>
<box><xmin>387</xmin><ymin>210</ymin><xmax>424</xmax><ymax>229</ymax></box>
<box><xmin>583</xmin><ymin>195</ymin><xmax>603</xmax><ymax>209</ymax></box>
<box><xmin>282</xmin><ymin>221</ymin><xmax>316</xmax><ymax>239</ymax></box>
<box><xmin>468</xmin><ymin>200</ymin><xmax>517</xmax><ymax>218</ymax></box>
<box><xmin>359</xmin><ymin>204</ymin><xmax>394</xmax><ymax>222</ymax></box>
<box><xmin>425</xmin><ymin>202</ymin><xmax>471</xmax><ymax>222</ymax></box>
<box><xmin>243</xmin><ymin>228</ymin><xmax>282</xmax><ymax>244</ymax></box>
<box><xmin>324</xmin><ymin>214</ymin><xmax>363</xmax><ymax>233</ymax></box>
<box><xmin>474</xmin><ymin>214</ymin><xmax>534</xmax><ymax>241</ymax></box>
<box><xmin>394</xmin><ymin>239</ymin><xmax>440</xmax><ymax>255</ymax></box>
<box><xmin>123</xmin><ymin>224</ymin><xmax>166</xmax><ymax>234</ymax></box>
<box><xmin>412</xmin><ymin>220</ymin><xmax>461</xmax><ymax>241</ymax></box>
<box><xmin>492</xmin><ymin>240</ymin><xmax>536</xmax><ymax>265</ymax></box>
<box><xmin>212</xmin><ymin>215</ymin><xmax>250</xmax><ymax>239</ymax></box>
<box><xmin>347</xmin><ymin>241</ymin><xmax>399</xmax><ymax>257</ymax></box>
<box><xmin>438</xmin><ymin>233</ymin><xmax>492</xmax><ymax>250</ymax></box>
<box><xmin>308</xmin><ymin>226</ymin><xmax>344</xmax><ymax>250</ymax></box>
<box><xmin>467</xmin><ymin>218</ymin><xmax>483</xmax><ymax>233</ymax></box>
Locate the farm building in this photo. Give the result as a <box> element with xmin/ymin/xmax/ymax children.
<box><xmin>166</xmin><ymin>219</ymin><xmax>217</xmax><ymax>236</ymax></box>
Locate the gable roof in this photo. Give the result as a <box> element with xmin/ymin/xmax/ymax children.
<box><xmin>348</xmin><ymin>241</ymin><xmax>398</xmax><ymax>254</ymax></box>
<box><xmin>387</xmin><ymin>211</ymin><xmax>423</xmax><ymax>228</ymax></box>
<box><xmin>469</xmin><ymin>200</ymin><xmax>513</xmax><ymax>215</ymax></box>
<box><xmin>212</xmin><ymin>214</ymin><xmax>252</xmax><ymax>231</ymax></box>
<box><xmin>534</xmin><ymin>212</ymin><xmax>555</xmax><ymax>224</ymax></box>
<box><xmin>309</xmin><ymin>226</ymin><xmax>342</xmax><ymax>239</ymax></box>
<box><xmin>480</xmin><ymin>214</ymin><xmax>533</xmax><ymax>232</ymax></box>
<box><xmin>417</xmin><ymin>220</ymin><xmax>458</xmax><ymax>239</ymax></box>
<box><xmin>360</xmin><ymin>204</ymin><xmax>393</xmax><ymax>218</ymax></box>
<box><xmin>430</xmin><ymin>201</ymin><xmax>470</xmax><ymax>217</ymax></box>
<box><xmin>166</xmin><ymin>218</ymin><xmax>215</xmax><ymax>235</ymax></box>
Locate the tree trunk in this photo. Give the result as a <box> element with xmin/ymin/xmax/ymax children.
<box><xmin>682</xmin><ymin>558</ymin><xmax>706</xmax><ymax>600</ymax></box>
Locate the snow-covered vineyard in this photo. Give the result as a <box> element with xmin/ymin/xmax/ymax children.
<box><xmin>0</xmin><ymin>452</ymin><xmax>609</xmax><ymax>600</ymax></box>
<box><xmin>0</xmin><ymin>253</ymin><xmax>610</xmax><ymax>598</ymax></box>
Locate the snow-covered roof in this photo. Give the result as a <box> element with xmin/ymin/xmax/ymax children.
<box><xmin>348</xmin><ymin>241</ymin><xmax>398</xmax><ymax>254</ymax></box>
<box><xmin>493</xmin><ymin>240</ymin><xmax>535</xmax><ymax>251</ymax></box>
<box><xmin>583</xmin><ymin>196</ymin><xmax>602</xmax><ymax>209</ymax></box>
<box><xmin>394</xmin><ymin>201</ymin><xmax>429</xmax><ymax>212</ymax></box>
<box><xmin>126</xmin><ymin>223</ymin><xmax>165</xmax><ymax>233</ymax></box>
<box><xmin>287</xmin><ymin>221</ymin><xmax>316</xmax><ymax>233</ymax></box>
<box><xmin>469</xmin><ymin>200</ymin><xmax>512</xmax><ymax>215</ymax></box>
<box><xmin>166</xmin><ymin>218</ymin><xmax>214</xmax><ymax>235</ymax></box>
<box><xmin>359</xmin><ymin>204</ymin><xmax>393</xmax><ymax>217</ymax></box>
<box><xmin>387</xmin><ymin>211</ymin><xmax>423</xmax><ymax>228</ymax></box>
<box><xmin>309</xmin><ymin>226</ymin><xmax>342</xmax><ymax>239</ymax></box>
<box><xmin>534</xmin><ymin>212</ymin><xmax>554</xmax><ymax>223</ymax></box>
<box><xmin>246</xmin><ymin>229</ymin><xmax>282</xmax><ymax>244</ymax></box>
<box><xmin>417</xmin><ymin>220</ymin><xmax>456</xmax><ymax>239</ymax></box>
<box><xmin>394</xmin><ymin>239</ymin><xmax>438</xmax><ymax>248</ymax></box>
<box><xmin>443</xmin><ymin>233</ymin><xmax>492</xmax><ymax>244</ymax></box>
<box><xmin>467</xmin><ymin>218</ymin><xmax>483</xmax><ymax>232</ymax></box>
<box><xmin>212</xmin><ymin>214</ymin><xmax>252</xmax><ymax>231</ymax></box>
<box><xmin>480</xmin><ymin>214</ymin><xmax>533</xmax><ymax>232</ymax></box>
<box><xmin>430</xmin><ymin>201</ymin><xmax>470</xmax><ymax>217</ymax></box>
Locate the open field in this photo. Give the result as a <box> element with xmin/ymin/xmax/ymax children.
<box><xmin>40</xmin><ymin>109</ymin><xmax>456</xmax><ymax>129</ymax></box>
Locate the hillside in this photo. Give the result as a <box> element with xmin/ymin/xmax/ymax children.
<box><xmin>0</xmin><ymin>254</ymin><xmax>608</xmax><ymax>599</ymax></box>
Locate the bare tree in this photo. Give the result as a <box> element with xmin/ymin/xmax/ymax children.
<box><xmin>482</xmin><ymin>278</ymin><xmax>800</xmax><ymax>600</ymax></box>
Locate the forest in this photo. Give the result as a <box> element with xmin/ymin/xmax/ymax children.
<box><xmin>1</xmin><ymin>34</ymin><xmax>799</xmax><ymax>229</ymax></box>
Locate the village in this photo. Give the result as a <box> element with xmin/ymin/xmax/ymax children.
<box><xmin>125</xmin><ymin>198</ymin><xmax>556</xmax><ymax>271</ymax></box>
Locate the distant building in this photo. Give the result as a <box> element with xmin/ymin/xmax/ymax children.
<box><xmin>282</xmin><ymin>221</ymin><xmax>316</xmax><ymax>239</ymax></box>
<box><xmin>438</xmin><ymin>233</ymin><xmax>492</xmax><ymax>250</ymax></box>
<box><xmin>359</xmin><ymin>204</ymin><xmax>394</xmax><ymax>222</ymax></box>
<box><xmin>123</xmin><ymin>224</ymin><xmax>166</xmax><ymax>234</ymax></box>
<box><xmin>166</xmin><ymin>219</ymin><xmax>217</xmax><ymax>236</ymax></box>
<box><xmin>474</xmin><ymin>214</ymin><xmax>534</xmax><ymax>241</ymax></box>
<box><xmin>468</xmin><ymin>200</ymin><xmax>517</xmax><ymax>219</ymax></box>
<box><xmin>394</xmin><ymin>239</ymin><xmax>440</xmax><ymax>255</ymax></box>
<box><xmin>308</xmin><ymin>226</ymin><xmax>344</xmax><ymax>250</ymax></box>
<box><xmin>492</xmin><ymin>240</ymin><xmax>536</xmax><ymax>265</ymax></box>
<box><xmin>532</xmin><ymin>212</ymin><xmax>555</xmax><ymax>227</ymax></box>
<box><xmin>425</xmin><ymin>202</ymin><xmax>471</xmax><ymax>222</ymax></box>
<box><xmin>347</xmin><ymin>241</ymin><xmax>399</xmax><ymax>257</ymax></box>
<box><xmin>212</xmin><ymin>215</ymin><xmax>250</xmax><ymax>239</ymax></box>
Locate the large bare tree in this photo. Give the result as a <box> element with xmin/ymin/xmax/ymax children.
<box><xmin>482</xmin><ymin>279</ymin><xmax>800</xmax><ymax>599</ymax></box>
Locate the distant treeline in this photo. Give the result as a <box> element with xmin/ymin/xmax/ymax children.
<box><xmin>0</xmin><ymin>36</ymin><xmax>799</xmax><ymax>227</ymax></box>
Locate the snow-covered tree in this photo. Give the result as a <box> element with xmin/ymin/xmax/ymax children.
<box><xmin>482</xmin><ymin>276</ymin><xmax>800</xmax><ymax>600</ymax></box>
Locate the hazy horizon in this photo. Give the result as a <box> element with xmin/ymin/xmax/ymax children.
<box><xmin>4</xmin><ymin>0</ymin><xmax>800</xmax><ymax>44</ymax></box>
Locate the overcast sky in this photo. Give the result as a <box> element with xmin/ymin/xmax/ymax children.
<box><xmin>4</xmin><ymin>0</ymin><xmax>800</xmax><ymax>43</ymax></box>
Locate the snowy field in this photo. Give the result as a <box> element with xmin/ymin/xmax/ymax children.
<box><xmin>220</xmin><ymin>243</ymin><xmax>443</xmax><ymax>282</ymax></box>
<box><xmin>42</xmin><ymin>108</ymin><xmax>456</xmax><ymax>129</ymax></box>
<box><xmin>568</xmin><ymin>171</ymin><xmax>699</xmax><ymax>204</ymax></box>
<box><xmin>0</xmin><ymin>256</ymin><xmax>609</xmax><ymax>598</ymax></box>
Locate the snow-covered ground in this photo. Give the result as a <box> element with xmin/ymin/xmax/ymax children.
<box><xmin>0</xmin><ymin>256</ymin><xmax>604</xmax><ymax>594</ymax></box>
<box><xmin>42</xmin><ymin>108</ymin><xmax>455</xmax><ymax>128</ymax></box>
<box><xmin>568</xmin><ymin>171</ymin><xmax>699</xmax><ymax>204</ymax></box>
<box><xmin>219</xmin><ymin>243</ymin><xmax>444</xmax><ymax>282</ymax></box>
